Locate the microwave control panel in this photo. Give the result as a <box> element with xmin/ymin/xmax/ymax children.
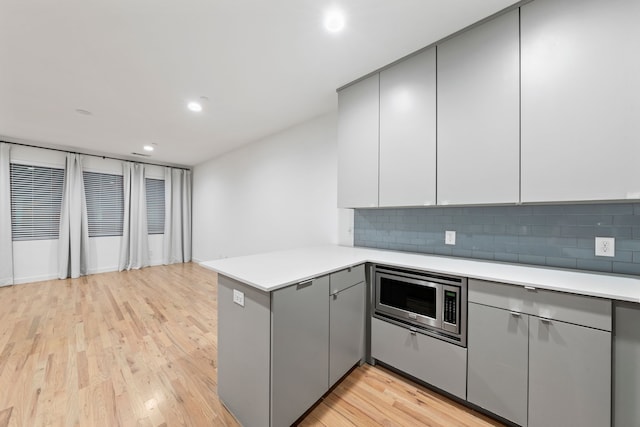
<box><xmin>443</xmin><ymin>290</ymin><xmax>458</xmax><ymax>325</ymax></box>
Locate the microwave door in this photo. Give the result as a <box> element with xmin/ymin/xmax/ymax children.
<box><xmin>376</xmin><ymin>273</ymin><xmax>442</xmax><ymax>329</ymax></box>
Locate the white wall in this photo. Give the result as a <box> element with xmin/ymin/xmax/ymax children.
<box><xmin>192</xmin><ymin>112</ymin><xmax>354</xmax><ymax>262</ymax></box>
<box><xmin>9</xmin><ymin>145</ymin><xmax>166</xmax><ymax>284</ymax></box>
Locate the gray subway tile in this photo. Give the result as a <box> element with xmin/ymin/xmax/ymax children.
<box><xmin>572</xmin><ymin>215</ymin><xmax>614</xmax><ymax>226</ymax></box>
<box><xmin>613</xmin><ymin>215</ymin><xmax>640</xmax><ymax>226</ymax></box>
<box><xmin>531</xmin><ymin>205</ymin><xmax>568</xmax><ymax>215</ymax></box>
<box><xmin>545</xmin><ymin>257</ymin><xmax>578</xmax><ymax>269</ymax></box>
<box><xmin>472</xmin><ymin>251</ymin><xmax>495</xmax><ymax>261</ymax></box>
<box><xmin>547</xmin><ymin>237</ymin><xmax>577</xmax><ymax>247</ymax></box>
<box><xmin>616</xmin><ymin>240</ymin><xmax>640</xmax><ymax>251</ymax></box>
<box><xmin>561</xmin><ymin>226</ymin><xmax>596</xmax><ymax>237</ymax></box>
<box><xmin>567</xmin><ymin>204</ymin><xmax>632</xmax><ymax>215</ymax></box>
<box><xmin>561</xmin><ymin>247</ymin><xmax>595</xmax><ymax>259</ymax></box>
<box><xmin>518</xmin><ymin>254</ymin><xmax>546</xmax><ymax>266</ymax></box>
<box><xmin>484</xmin><ymin>224</ymin><xmax>506</xmax><ymax>234</ymax></box>
<box><xmin>530</xmin><ymin>225</ymin><xmax>559</xmax><ymax>236</ymax></box>
<box><xmin>354</xmin><ymin>204</ymin><xmax>640</xmax><ymax>275</ymax></box>
<box><xmin>612</xmin><ymin>262</ymin><xmax>640</xmax><ymax>276</ymax></box>
<box><xmin>493</xmin><ymin>215</ymin><xmax>519</xmax><ymax>225</ymax></box>
<box><xmin>494</xmin><ymin>252</ymin><xmax>519</xmax><ymax>263</ymax></box>
<box><xmin>596</xmin><ymin>226</ymin><xmax>632</xmax><ymax>239</ymax></box>
<box><xmin>576</xmin><ymin>259</ymin><xmax>612</xmax><ymax>273</ymax></box>
<box><xmin>614</xmin><ymin>250</ymin><xmax>633</xmax><ymax>263</ymax></box>
<box><xmin>451</xmin><ymin>248</ymin><xmax>473</xmax><ymax>258</ymax></box>
<box><xmin>519</xmin><ymin>215</ymin><xmax>547</xmax><ymax>225</ymax></box>
<box><xmin>433</xmin><ymin>247</ymin><xmax>453</xmax><ymax>256</ymax></box>
<box><xmin>577</xmin><ymin>238</ymin><xmax>593</xmax><ymax>249</ymax></box>
<box><xmin>460</xmin><ymin>224</ymin><xmax>484</xmax><ymax>233</ymax></box>
<box><xmin>504</xmin><ymin>205</ymin><xmax>532</xmax><ymax>215</ymax></box>
<box><xmin>471</xmin><ymin>216</ymin><xmax>495</xmax><ymax>225</ymax></box>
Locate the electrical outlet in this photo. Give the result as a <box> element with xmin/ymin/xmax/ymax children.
<box><xmin>233</xmin><ymin>289</ymin><xmax>245</xmax><ymax>307</ymax></box>
<box><xmin>445</xmin><ymin>230</ymin><xmax>456</xmax><ymax>245</ymax></box>
<box><xmin>595</xmin><ymin>237</ymin><xmax>615</xmax><ymax>257</ymax></box>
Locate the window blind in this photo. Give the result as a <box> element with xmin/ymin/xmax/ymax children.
<box><xmin>83</xmin><ymin>171</ymin><xmax>124</xmax><ymax>237</ymax></box>
<box><xmin>10</xmin><ymin>163</ymin><xmax>65</xmax><ymax>241</ymax></box>
<box><xmin>146</xmin><ymin>178</ymin><xmax>165</xmax><ymax>235</ymax></box>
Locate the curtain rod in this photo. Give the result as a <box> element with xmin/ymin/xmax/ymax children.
<box><xmin>1</xmin><ymin>140</ymin><xmax>191</xmax><ymax>171</ymax></box>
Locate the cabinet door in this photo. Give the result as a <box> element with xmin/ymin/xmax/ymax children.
<box><xmin>467</xmin><ymin>303</ymin><xmax>528</xmax><ymax>426</ymax></box>
<box><xmin>329</xmin><ymin>281</ymin><xmax>365</xmax><ymax>387</ymax></box>
<box><xmin>521</xmin><ymin>0</ymin><xmax>640</xmax><ymax>202</ymax></box>
<box><xmin>371</xmin><ymin>317</ymin><xmax>467</xmax><ymax>399</ymax></box>
<box><xmin>528</xmin><ymin>317</ymin><xmax>611</xmax><ymax>427</ymax></box>
<box><xmin>271</xmin><ymin>277</ymin><xmax>330</xmax><ymax>427</ymax></box>
<box><xmin>437</xmin><ymin>9</ymin><xmax>520</xmax><ymax>205</ymax></box>
<box><xmin>614</xmin><ymin>302</ymin><xmax>640</xmax><ymax>427</ymax></box>
<box><xmin>379</xmin><ymin>48</ymin><xmax>436</xmax><ymax>207</ymax></box>
<box><xmin>337</xmin><ymin>74</ymin><xmax>379</xmax><ymax>208</ymax></box>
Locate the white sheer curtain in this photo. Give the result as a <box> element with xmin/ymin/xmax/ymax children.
<box><xmin>58</xmin><ymin>153</ymin><xmax>90</xmax><ymax>279</ymax></box>
<box><xmin>163</xmin><ymin>168</ymin><xmax>192</xmax><ymax>264</ymax></box>
<box><xmin>0</xmin><ymin>143</ymin><xmax>13</xmax><ymax>286</ymax></box>
<box><xmin>119</xmin><ymin>162</ymin><xmax>149</xmax><ymax>271</ymax></box>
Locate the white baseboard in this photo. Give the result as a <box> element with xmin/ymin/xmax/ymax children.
<box><xmin>14</xmin><ymin>273</ymin><xmax>59</xmax><ymax>285</ymax></box>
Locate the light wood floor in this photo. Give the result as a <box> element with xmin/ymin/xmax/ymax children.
<box><xmin>0</xmin><ymin>263</ymin><xmax>504</xmax><ymax>427</ymax></box>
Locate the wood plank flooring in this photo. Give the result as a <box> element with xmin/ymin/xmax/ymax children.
<box><xmin>0</xmin><ymin>263</ymin><xmax>504</xmax><ymax>427</ymax></box>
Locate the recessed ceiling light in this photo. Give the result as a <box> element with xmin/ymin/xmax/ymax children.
<box><xmin>143</xmin><ymin>145</ymin><xmax>154</xmax><ymax>152</ymax></box>
<box><xmin>324</xmin><ymin>9</ymin><xmax>346</xmax><ymax>33</ymax></box>
<box><xmin>187</xmin><ymin>101</ymin><xmax>203</xmax><ymax>112</ymax></box>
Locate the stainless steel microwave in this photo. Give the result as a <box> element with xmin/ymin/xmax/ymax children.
<box><xmin>373</xmin><ymin>265</ymin><xmax>467</xmax><ymax>346</ymax></box>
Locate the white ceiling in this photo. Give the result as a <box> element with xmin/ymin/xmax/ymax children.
<box><xmin>0</xmin><ymin>0</ymin><xmax>519</xmax><ymax>166</ymax></box>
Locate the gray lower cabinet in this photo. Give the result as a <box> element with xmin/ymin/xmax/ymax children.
<box><xmin>329</xmin><ymin>281</ymin><xmax>365</xmax><ymax>386</ymax></box>
<box><xmin>614</xmin><ymin>302</ymin><xmax>640</xmax><ymax>426</ymax></box>
<box><xmin>219</xmin><ymin>266</ymin><xmax>366</xmax><ymax>427</ymax></box>
<box><xmin>468</xmin><ymin>279</ymin><xmax>612</xmax><ymax>427</ymax></box>
<box><xmin>467</xmin><ymin>303</ymin><xmax>528</xmax><ymax>426</ymax></box>
<box><xmin>271</xmin><ymin>276</ymin><xmax>330</xmax><ymax>427</ymax></box>
<box><xmin>528</xmin><ymin>316</ymin><xmax>611</xmax><ymax>427</ymax></box>
<box><xmin>371</xmin><ymin>317</ymin><xmax>467</xmax><ymax>399</ymax></box>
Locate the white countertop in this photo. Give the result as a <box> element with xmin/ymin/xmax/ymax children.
<box><xmin>199</xmin><ymin>245</ymin><xmax>640</xmax><ymax>302</ymax></box>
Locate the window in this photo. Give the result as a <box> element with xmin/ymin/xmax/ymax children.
<box><xmin>10</xmin><ymin>163</ymin><xmax>65</xmax><ymax>241</ymax></box>
<box><xmin>83</xmin><ymin>171</ymin><xmax>124</xmax><ymax>237</ymax></box>
<box><xmin>146</xmin><ymin>178</ymin><xmax>165</xmax><ymax>235</ymax></box>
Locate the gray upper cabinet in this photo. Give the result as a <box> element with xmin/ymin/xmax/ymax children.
<box><xmin>437</xmin><ymin>10</ymin><xmax>520</xmax><ymax>205</ymax></box>
<box><xmin>337</xmin><ymin>74</ymin><xmax>379</xmax><ymax>208</ymax></box>
<box><xmin>521</xmin><ymin>0</ymin><xmax>640</xmax><ymax>202</ymax></box>
<box><xmin>379</xmin><ymin>48</ymin><xmax>437</xmax><ymax>207</ymax></box>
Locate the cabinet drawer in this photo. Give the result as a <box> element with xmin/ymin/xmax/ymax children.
<box><xmin>469</xmin><ymin>278</ymin><xmax>527</xmax><ymax>312</ymax></box>
<box><xmin>371</xmin><ymin>317</ymin><xmax>467</xmax><ymax>399</ymax></box>
<box><xmin>469</xmin><ymin>279</ymin><xmax>611</xmax><ymax>331</ymax></box>
<box><xmin>330</xmin><ymin>264</ymin><xmax>365</xmax><ymax>294</ymax></box>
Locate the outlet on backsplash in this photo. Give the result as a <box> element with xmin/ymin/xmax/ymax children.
<box><xmin>445</xmin><ymin>230</ymin><xmax>456</xmax><ymax>245</ymax></box>
<box><xmin>595</xmin><ymin>237</ymin><xmax>615</xmax><ymax>257</ymax></box>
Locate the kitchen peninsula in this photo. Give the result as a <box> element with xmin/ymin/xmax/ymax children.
<box><xmin>201</xmin><ymin>245</ymin><xmax>640</xmax><ymax>427</ymax></box>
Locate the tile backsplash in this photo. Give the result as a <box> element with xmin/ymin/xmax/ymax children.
<box><xmin>354</xmin><ymin>203</ymin><xmax>640</xmax><ymax>275</ymax></box>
